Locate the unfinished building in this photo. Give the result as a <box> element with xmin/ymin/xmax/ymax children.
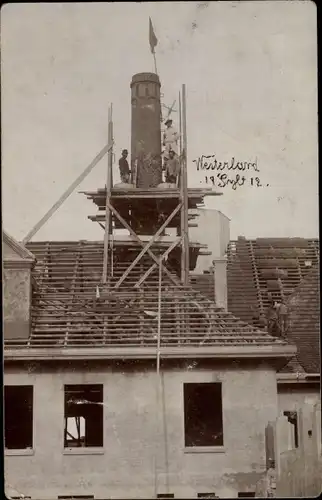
<box><xmin>3</xmin><ymin>73</ymin><xmax>306</xmax><ymax>499</ymax></box>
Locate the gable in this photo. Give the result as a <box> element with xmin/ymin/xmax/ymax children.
<box><xmin>3</xmin><ymin>240</ymin><xmax>22</xmax><ymax>260</ymax></box>
<box><xmin>2</xmin><ymin>231</ymin><xmax>35</xmax><ymax>264</ymax></box>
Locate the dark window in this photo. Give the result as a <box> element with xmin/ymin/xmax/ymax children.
<box><xmin>238</xmin><ymin>493</ymin><xmax>255</xmax><ymax>498</ymax></box>
<box><xmin>197</xmin><ymin>494</ymin><xmax>219</xmax><ymax>499</ymax></box>
<box><xmin>5</xmin><ymin>385</ymin><xmax>33</xmax><ymax>449</ymax></box>
<box><xmin>283</xmin><ymin>411</ymin><xmax>299</xmax><ymax>448</ymax></box>
<box><xmin>64</xmin><ymin>385</ymin><xmax>103</xmax><ymax>448</ymax></box>
<box><xmin>184</xmin><ymin>383</ymin><xmax>223</xmax><ymax>447</ymax></box>
<box><xmin>157</xmin><ymin>495</ymin><xmax>174</xmax><ymax>499</ymax></box>
<box><xmin>58</xmin><ymin>497</ymin><xmax>94</xmax><ymax>499</ymax></box>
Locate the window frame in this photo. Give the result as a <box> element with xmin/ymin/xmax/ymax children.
<box><xmin>183</xmin><ymin>382</ymin><xmax>225</xmax><ymax>452</ymax></box>
<box><xmin>63</xmin><ymin>384</ymin><xmax>104</xmax><ymax>451</ymax></box>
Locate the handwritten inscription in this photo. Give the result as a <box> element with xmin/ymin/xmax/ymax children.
<box><xmin>193</xmin><ymin>154</ymin><xmax>269</xmax><ymax>190</ymax></box>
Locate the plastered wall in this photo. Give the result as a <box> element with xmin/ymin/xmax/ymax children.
<box><xmin>3</xmin><ymin>268</ymin><xmax>32</xmax><ymax>339</ymax></box>
<box><xmin>4</xmin><ymin>361</ymin><xmax>278</xmax><ymax>499</ymax></box>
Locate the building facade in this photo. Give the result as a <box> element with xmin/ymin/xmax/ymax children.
<box><xmin>4</xmin><ymin>231</ymin><xmax>297</xmax><ymax>499</ymax></box>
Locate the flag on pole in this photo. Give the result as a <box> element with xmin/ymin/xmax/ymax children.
<box><xmin>149</xmin><ymin>17</ymin><xmax>158</xmax><ymax>54</ymax></box>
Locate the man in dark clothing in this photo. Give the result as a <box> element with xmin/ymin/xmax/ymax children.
<box><xmin>267</xmin><ymin>302</ymin><xmax>279</xmax><ymax>336</ymax></box>
<box><xmin>119</xmin><ymin>149</ymin><xmax>131</xmax><ymax>183</ymax></box>
<box><xmin>165</xmin><ymin>150</ymin><xmax>180</xmax><ymax>184</ymax></box>
<box><xmin>278</xmin><ymin>299</ymin><xmax>288</xmax><ymax>334</ymax></box>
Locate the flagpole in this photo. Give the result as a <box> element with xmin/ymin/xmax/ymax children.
<box><xmin>153</xmin><ymin>50</ymin><xmax>158</xmax><ymax>75</ymax></box>
<box><xmin>149</xmin><ymin>17</ymin><xmax>158</xmax><ymax>75</ymax></box>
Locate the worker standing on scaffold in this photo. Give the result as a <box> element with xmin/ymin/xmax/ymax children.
<box><xmin>163</xmin><ymin>118</ymin><xmax>178</xmax><ymax>162</ymax></box>
<box><xmin>165</xmin><ymin>150</ymin><xmax>180</xmax><ymax>185</ymax></box>
<box><xmin>118</xmin><ymin>149</ymin><xmax>131</xmax><ymax>183</ymax></box>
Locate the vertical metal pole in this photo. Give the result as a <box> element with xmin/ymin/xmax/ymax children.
<box><xmin>157</xmin><ymin>259</ymin><xmax>162</xmax><ymax>373</ymax></box>
<box><xmin>181</xmin><ymin>85</ymin><xmax>190</xmax><ymax>285</ymax></box>
<box><xmin>154</xmin><ymin>259</ymin><xmax>162</xmax><ymax>497</ymax></box>
<box><xmin>102</xmin><ymin>104</ymin><xmax>113</xmax><ymax>283</ymax></box>
<box><xmin>179</xmin><ymin>91</ymin><xmax>182</xmax><ymax>158</ymax></box>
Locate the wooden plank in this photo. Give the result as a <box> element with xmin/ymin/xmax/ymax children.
<box><xmin>23</xmin><ymin>140</ymin><xmax>114</xmax><ymax>244</ymax></box>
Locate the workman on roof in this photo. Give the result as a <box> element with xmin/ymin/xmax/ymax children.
<box><xmin>118</xmin><ymin>149</ymin><xmax>131</xmax><ymax>183</ymax></box>
<box><xmin>266</xmin><ymin>302</ymin><xmax>279</xmax><ymax>336</ymax></box>
<box><xmin>277</xmin><ymin>299</ymin><xmax>288</xmax><ymax>335</ymax></box>
<box><xmin>162</xmin><ymin>118</ymin><xmax>178</xmax><ymax>160</ymax></box>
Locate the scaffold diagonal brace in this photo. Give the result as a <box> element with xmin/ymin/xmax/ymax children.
<box><xmin>134</xmin><ymin>236</ymin><xmax>182</xmax><ymax>288</ymax></box>
<box><xmin>114</xmin><ymin>202</ymin><xmax>182</xmax><ymax>288</ymax></box>
<box><xmin>107</xmin><ymin>202</ymin><xmax>181</xmax><ymax>287</ymax></box>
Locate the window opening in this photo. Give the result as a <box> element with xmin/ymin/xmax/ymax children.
<box><xmin>58</xmin><ymin>496</ymin><xmax>94</xmax><ymax>499</ymax></box>
<box><xmin>184</xmin><ymin>383</ymin><xmax>223</xmax><ymax>447</ymax></box>
<box><xmin>197</xmin><ymin>494</ymin><xmax>219</xmax><ymax>499</ymax></box>
<box><xmin>64</xmin><ymin>385</ymin><xmax>103</xmax><ymax>448</ymax></box>
<box><xmin>10</xmin><ymin>498</ymin><xmax>31</xmax><ymax>500</ymax></box>
<box><xmin>5</xmin><ymin>385</ymin><xmax>33</xmax><ymax>450</ymax></box>
<box><xmin>283</xmin><ymin>411</ymin><xmax>299</xmax><ymax>448</ymax></box>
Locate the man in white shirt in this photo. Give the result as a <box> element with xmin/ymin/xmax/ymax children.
<box><xmin>163</xmin><ymin>118</ymin><xmax>179</xmax><ymax>160</ymax></box>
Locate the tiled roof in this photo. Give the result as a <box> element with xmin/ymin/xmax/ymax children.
<box><xmin>227</xmin><ymin>237</ymin><xmax>320</xmax><ymax>373</ymax></box>
<box><xmin>4</xmin><ymin>241</ymin><xmax>289</xmax><ymax>352</ymax></box>
<box><xmin>286</xmin><ymin>265</ymin><xmax>320</xmax><ymax>373</ymax></box>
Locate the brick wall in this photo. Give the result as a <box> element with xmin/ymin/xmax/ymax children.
<box><xmin>4</xmin><ymin>362</ymin><xmax>278</xmax><ymax>499</ymax></box>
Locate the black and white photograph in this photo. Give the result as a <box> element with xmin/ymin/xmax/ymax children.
<box><xmin>2</xmin><ymin>1</ymin><xmax>320</xmax><ymax>499</ymax></box>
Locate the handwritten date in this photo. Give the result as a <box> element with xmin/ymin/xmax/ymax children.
<box><xmin>205</xmin><ymin>174</ymin><xmax>265</xmax><ymax>190</ymax></box>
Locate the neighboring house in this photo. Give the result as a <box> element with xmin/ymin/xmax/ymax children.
<box><xmin>189</xmin><ymin>209</ymin><xmax>230</xmax><ymax>274</ymax></box>
<box><xmin>226</xmin><ymin>236</ymin><xmax>320</xmax><ymax>435</ymax></box>
<box><xmin>3</xmin><ymin>233</ymin><xmax>296</xmax><ymax>500</ymax></box>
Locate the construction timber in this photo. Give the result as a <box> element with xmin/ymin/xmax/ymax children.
<box><xmin>4</xmin><ymin>80</ymin><xmax>293</xmax><ymax>362</ymax></box>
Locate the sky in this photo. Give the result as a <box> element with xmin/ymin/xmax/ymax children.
<box><xmin>1</xmin><ymin>1</ymin><xmax>318</xmax><ymax>242</ymax></box>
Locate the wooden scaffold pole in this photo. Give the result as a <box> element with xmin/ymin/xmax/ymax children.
<box><xmin>181</xmin><ymin>84</ymin><xmax>190</xmax><ymax>286</ymax></box>
<box><xmin>102</xmin><ymin>104</ymin><xmax>114</xmax><ymax>284</ymax></box>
